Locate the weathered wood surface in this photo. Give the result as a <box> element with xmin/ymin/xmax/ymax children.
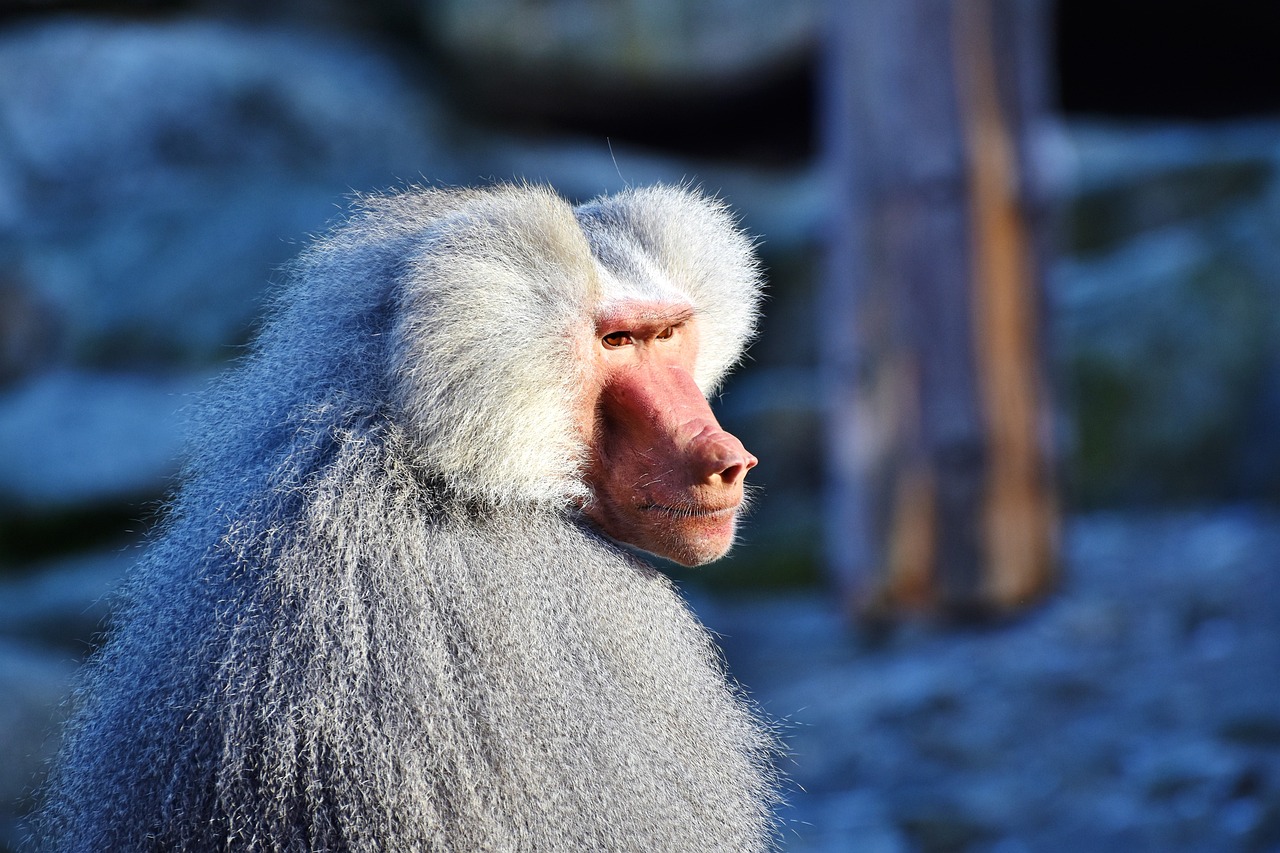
<box><xmin>821</xmin><ymin>0</ymin><xmax>1058</xmax><ymax>618</ymax></box>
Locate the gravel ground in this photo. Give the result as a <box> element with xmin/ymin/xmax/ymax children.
<box><xmin>701</xmin><ymin>510</ymin><xmax>1280</xmax><ymax>852</ymax></box>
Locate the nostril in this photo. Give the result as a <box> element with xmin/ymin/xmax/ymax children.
<box><xmin>693</xmin><ymin>433</ymin><xmax>756</xmax><ymax>487</ymax></box>
<box><xmin>719</xmin><ymin>461</ymin><xmax>746</xmax><ymax>486</ymax></box>
<box><xmin>723</xmin><ymin>453</ymin><xmax>758</xmax><ymax>484</ymax></box>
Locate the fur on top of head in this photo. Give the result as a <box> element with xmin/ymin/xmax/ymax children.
<box><xmin>260</xmin><ymin>183</ymin><xmax>762</xmax><ymax>509</ymax></box>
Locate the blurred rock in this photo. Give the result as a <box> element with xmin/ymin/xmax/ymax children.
<box><xmin>418</xmin><ymin>0</ymin><xmax>817</xmax><ymax>162</ymax></box>
<box><xmin>0</xmin><ymin>639</ymin><xmax>78</xmax><ymax>853</ymax></box>
<box><xmin>422</xmin><ymin>0</ymin><xmax>817</xmax><ymax>90</ymax></box>
<box><xmin>0</xmin><ymin>506</ymin><xmax>152</xmax><ymax>850</ymax></box>
<box><xmin>0</xmin><ymin>18</ymin><xmax>452</xmax><ymax>368</ymax></box>
<box><xmin>0</xmin><ymin>277</ymin><xmax>60</xmax><ymax>387</ymax></box>
<box><xmin>790</xmin><ymin>789</ymin><xmax>908</xmax><ymax>853</ymax></box>
<box><xmin>0</xmin><ymin>370</ymin><xmax>205</xmax><ymax>514</ymax></box>
<box><xmin>427</xmin><ymin>0</ymin><xmax>816</xmax><ymax>81</ymax></box>
<box><xmin>702</xmin><ymin>510</ymin><xmax>1280</xmax><ymax>852</ymax></box>
<box><xmin>1056</xmin><ymin>244</ymin><xmax>1272</xmax><ymax>504</ymax></box>
<box><xmin>0</xmin><ymin>549</ymin><xmax>135</xmax><ymax>649</ymax></box>
<box><xmin>188</xmin><ymin>0</ymin><xmax>420</xmax><ymax>33</ymax></box>
<box><xmin>1053</xmin><ymin>121</ymin><xmax>1280</xmax><ymax>506</ymax></box>
<box><xmin>1064</xmin><ymin>158</ymin><xmax>1272</xmax><ymax>258</ymax></box>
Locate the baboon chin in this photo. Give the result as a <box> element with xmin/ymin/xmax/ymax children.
<box><xmin>37</xmin><ymin>183</ymin><xmax>779</xmax><ymax>852</ymax></box>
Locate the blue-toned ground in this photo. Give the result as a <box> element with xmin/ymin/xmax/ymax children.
<box><xmin>701</xmin><ymin>510</ymin><xmax>1280</xmax><ymax>852</ymax></box>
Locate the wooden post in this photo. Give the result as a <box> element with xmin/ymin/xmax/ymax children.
<box><xmin>821</xmin><ymin>0</ymin><xmax>1058</xmax><ymax>619</ymax></box>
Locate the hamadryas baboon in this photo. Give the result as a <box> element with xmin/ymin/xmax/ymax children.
<box><xmin>37</xmin><ymin>184</ymin><xmax>780</xmax><ymax>852</ymax></box>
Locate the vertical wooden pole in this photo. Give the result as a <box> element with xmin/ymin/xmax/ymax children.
<box><xmin>821</xmin><ymin>0</ymin><xmax>1058</xmax><ymax>619</ymax></box>
<box><xmin>954</xmin><ymin>0</ymin><xmax>1059</xmax><ymax>609</ymax></box>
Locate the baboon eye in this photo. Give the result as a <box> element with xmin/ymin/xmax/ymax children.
<box><xmin>656</xmin><ymin>326</ymin><xmax>676</xmax><ymax>341</ymax></box>
<box><xmin>602</xmin><ymin>331</ymin><xmax>633</xmax><ymax>348</ymax></box>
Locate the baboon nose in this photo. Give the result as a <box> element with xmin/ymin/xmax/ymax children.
<box><xmin>694</xmin><ymin>430</ymin><xmax>757</xmax><ymax>487</ymax></box>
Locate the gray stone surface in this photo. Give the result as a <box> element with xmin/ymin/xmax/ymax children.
<box><xmin>0</xmin><ymin>640</ymin><xmax>79</xmax><ymax>853</ymax></box>
<box><xmin>0</xmin><ymin>550</ymin><xmax>135</xmax><ymax>648</ymax></box>
<box><xmin>0</xmin><ymin>370</ymin><xmax>206</xmax><ymax>513</ymax></box>
<box><xmin>423</xmin><ymin>0</ymin><xmax>818</xmax><ymax>87</ymax></box>
<box><xmin>0</xmin><ymin>18</ymin><xmax>450</xmax><ymax>369</ymax></box>
<box><xmin>1053</xmin><ymin>122</ymin><xmax>1280</xmax><ymax>505</ymax></box>
<box><xmin>698</xmin><ymin>510</ymin><xmax>1280</xmax><ymax>851</ymax></box>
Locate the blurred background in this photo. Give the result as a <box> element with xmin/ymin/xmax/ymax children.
<box><xmin>1</xmin><ymin>1</ymin><xmax>1279</xmax><ymax>850</ymax></box>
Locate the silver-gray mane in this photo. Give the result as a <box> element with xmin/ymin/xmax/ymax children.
<box><xmin>35</xmin><ymin>184</ymin><xmax>778</xmax><ymax>851</ymax></box>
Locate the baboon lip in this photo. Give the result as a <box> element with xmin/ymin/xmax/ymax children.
<box><xmin>640</xmin><ymin>503</ymin><xmax>739</xmax><ymax>519</ymax></box>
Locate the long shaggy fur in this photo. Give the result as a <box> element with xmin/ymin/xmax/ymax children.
<box><xmin>36</xmin><ymin>184</ymin><xmax>776</xmax><ymax>851</ymax></box>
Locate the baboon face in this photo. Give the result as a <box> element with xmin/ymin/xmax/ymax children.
<box><xmin>581</xmin><ymin>300</ymin><xmax>757</xmax><ymax>567</ymax></box>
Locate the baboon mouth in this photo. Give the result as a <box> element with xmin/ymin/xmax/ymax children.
<box><xmin>641</xmin><ymin>503</ymin><xmax>739</xmax><ymax>519</ymax></box>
